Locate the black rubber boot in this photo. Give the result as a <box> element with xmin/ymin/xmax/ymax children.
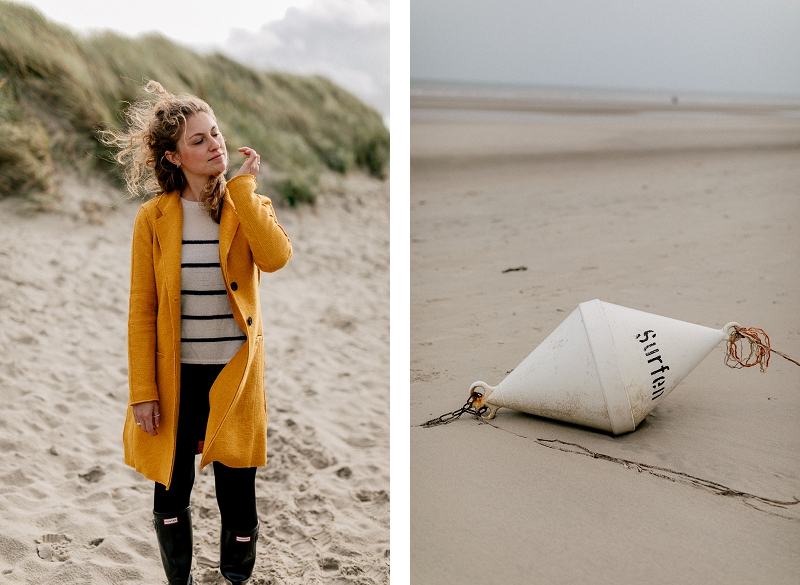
<box><xmin>153</xmin><ymin>507</ymin><xmax>194</xmax><ymax>585</ymax></box>
<box><xmin>219</xmin><ymin>522</ymin><xmax>259</xmax><ymax>583</ymax></box>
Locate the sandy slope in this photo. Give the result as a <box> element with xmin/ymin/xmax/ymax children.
<box><xmin>0</xmin><ymin>173</ymin><xmax>388</xmax><ymax>584</ymax></box>
<box><xmin>411</xmin><ymin>104</ymin><xmax>800</xmax><ymax>584</ymax></box>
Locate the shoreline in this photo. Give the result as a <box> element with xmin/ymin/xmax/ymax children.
<box><xmin>411</xmin><ymin>80</ymin><xmax>800</xmax><ymax>115</ymax></box>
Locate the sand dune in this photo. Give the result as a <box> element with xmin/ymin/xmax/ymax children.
<box><xmin>0</xmin><ymin>173</ymin><xmax>388</xmax><ymax>584</ymax></box>
<box><xmin>411</xmin><ymin>96</ymin><xmax>800</xmax><ymax>584</ymax></box>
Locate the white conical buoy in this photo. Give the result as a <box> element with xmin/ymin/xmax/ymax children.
<box><xmin>471</xmin><ymin>300</ymin><xmax>738</xmax><ymax>434</ymax></box>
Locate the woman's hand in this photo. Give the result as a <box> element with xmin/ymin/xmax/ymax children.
<box><xmin>132</xmin><ymin>400</ymin><xmax>160</xmax><ymax>436</ymax></box>
<box><xmin>235</xmin><ymin>147</ymin><xmax>261</xmax><ymax>177</ymax></box>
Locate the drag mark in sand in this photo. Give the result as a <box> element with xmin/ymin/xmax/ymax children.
<box><xmin>481</xmin><ymin>421</ymin><xmax>800</xmax><ymax>521</ymax></box>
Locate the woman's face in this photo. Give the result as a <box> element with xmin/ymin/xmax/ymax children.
<box><xmin>170</xmin><ymin>111</ymin><xmax>227</xmax><ymax>178</ymax></box>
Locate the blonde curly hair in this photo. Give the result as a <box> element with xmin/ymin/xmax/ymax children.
<box><xmin>101</xmin><ymin>80</ymin><xmax>226</xmax><ymax>222</ymax></box>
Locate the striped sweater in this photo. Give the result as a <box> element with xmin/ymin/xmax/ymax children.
<box><xmin>180</xmin><ymin>198</ymin><xmax>245</xmax><ymax>364</ymax></box>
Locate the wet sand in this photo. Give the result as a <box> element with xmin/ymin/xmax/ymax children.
<box><xmin>411</xmin><ymin>90</ymin><xmax>800</xmax><ymax>584</ymax></box>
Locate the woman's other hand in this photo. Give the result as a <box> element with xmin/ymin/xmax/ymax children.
<box><xmin>235</xmin><ymin>147</ymin><xmax>261</xmax><ymax>177</ymax></box>
<box><xmin>132</xmin><ymin>400</ymin><xmax>160</xmax><ymax>436</ymax></box>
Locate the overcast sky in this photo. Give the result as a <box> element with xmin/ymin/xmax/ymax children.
<box><xmin>16</xmin><ymin>0</ymin><xmax>389</xmax><ymax>120</ymax></box>
<box><xmin>226</xmin><ymin>1</ymin><xmax>388</xmax><ymax>120</ymax></box>
<box><xmin>411</xmin><ymin>0</ymin><xmax>800</xmax><ymax>97</ymax></box>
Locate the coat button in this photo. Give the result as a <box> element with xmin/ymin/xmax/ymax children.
<box><xmin>247</xmin><ymin>316</ymin><xmax>253</xmax><ymax>326</ymax></box>
<box><xmin>230</xmin><ymin>282</ymin><xmax>238</xmax><ymax>291</ymax></box>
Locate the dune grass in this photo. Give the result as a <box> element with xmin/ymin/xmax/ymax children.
<box><xmin>0</xmin><ymin>1</ymin><xmax>389</xmax><ymax>206</ymax></box>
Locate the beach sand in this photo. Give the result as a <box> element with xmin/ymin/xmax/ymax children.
<box><xmin>411</xmin><ymin>90</ymin><xmax>800</xmax><ymax>584</ymax></box>
<box><xmin>0</xmin><ymin>173</ymin><xmax>389</xmax><ymax>584</ymax></box>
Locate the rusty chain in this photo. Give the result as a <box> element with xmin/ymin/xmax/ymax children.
<box><xmin>421</xmin><ymin>390</ymin><xmax>488</xmax><ymax>428</ymax></box>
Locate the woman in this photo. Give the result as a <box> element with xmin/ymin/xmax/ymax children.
<box><xmin>105</xmin><ymin>81</ymin><xmax>292</xmax><ymax>585</ymax></box>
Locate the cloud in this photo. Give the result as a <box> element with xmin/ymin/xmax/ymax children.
<box><xmin>223</xmin><ymin>0</ymin><xmax>389</xmax><ymax>120</ymax></box>
<box><xmin>411</xmin><ymin>0</ymin><xmax>800</xmax><ymax>96</ymax></box>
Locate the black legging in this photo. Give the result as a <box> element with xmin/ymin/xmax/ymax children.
<box><xmin>153</xmin><ymin>363</ymin><xmax>258</xmax><ymax>532</ymax></box>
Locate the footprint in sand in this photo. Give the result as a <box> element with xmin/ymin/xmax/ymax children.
<box><xmin>355</xmin><ymin>489</ymin><xmax>390</xmax><ymax>519</ymax></box>
<box><xmin>295</xmin><ymin>495</ymin><xmax>333</xmax><ymax>524</ymax></box>
<box><xmin>78</xmin><ymin>466</ymin><xmax>105</xmax><ymax>483</ymax></box>
<box><xmin>355</xmin><ymin>490</ymin><xmax>388</xmax><ymax>504</ymax></box>
<box><xmin>36</xmin><ymin>533</ymin><xmax>71</xmax><ymax>562</ymax></box>
<box><xmin>320</xmin><ymin>558</ymin><xmax>339</xmax><ymax>571</ymax></box>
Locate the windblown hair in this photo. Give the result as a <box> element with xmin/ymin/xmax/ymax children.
<box><xmin>101</xmin><ymin>80</ymin><xmax>226</xmax><ymax>222</ymax></box>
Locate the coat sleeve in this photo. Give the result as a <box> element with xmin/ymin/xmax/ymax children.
<box><xmin>127</xmin><ymin>204</ymin><xmax>160</xmax><ymax>405</ymax></box>
<box><xmin>226</xmin><ymin>174</ymin><xmax>292</xmax><ymax>273</ymax></box>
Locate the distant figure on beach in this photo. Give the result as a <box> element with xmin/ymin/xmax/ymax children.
<box><xmin>672</xmin><ymin>95</ymin><xmax>679</xmax><ymax>105</ymax></box>
<box><xmin>102</xmin><ymin>81</ymin><xmax>292</xmax><ymax>584</ymax></box>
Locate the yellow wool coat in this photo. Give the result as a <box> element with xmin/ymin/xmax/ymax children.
<box><xmin>123</xmin><ymin>174</ymin><xmax>291</xmax><ymax>488</ymax></box>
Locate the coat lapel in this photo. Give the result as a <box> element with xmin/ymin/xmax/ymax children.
<box><xmin>218</xmin><ymin>190</ymin><xmax>239</xmax><ymax>277</ymax></box>
<box><xmin>154</xmin><ymin>192</ymin><xmax>183</xmax><ymax>351</ymax></box>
